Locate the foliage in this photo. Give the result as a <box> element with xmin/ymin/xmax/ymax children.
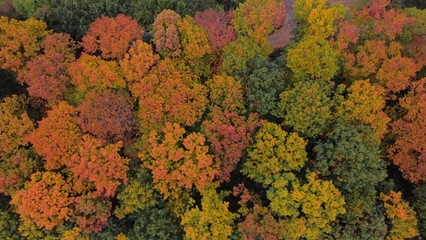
<box><xmin>40</xmin><ymin>0</ymin><xmax>131</xmax><ymax>40</ymax></box>
<box><xmin>114</xmin><ymin>169</ymin><xmax>157</xmax><ymax>219</ymax></box>
<box><xmin>182</xmin><ymin>188</ymin><xmax>236</xmax><ymax>240</ymax></box>
<box><xmin>232</xmin><ymin>0</ymin><xmax>285</xmax><ymax>47</ymax></box>
<box><xmin>293</xmin><ymin>0</ymin><xmax>346</xmax><ymax>38</ymax></box>
<box><xmin>193</xmin><ymin>9</ymin><xmax>237</xmax><ymax>52</ymax></box>
<box><xmin>388</xmin><ymin>78</ymin><xmax>425</xmax><ymax>184</ymax></box>
<box><xmin>74</xmin><ymin>192</ymin><xmax>112</xmax><ymax>233</ymax></box>
<box><xmin>77</xmin><ymin>89</ymin><xmax>135</xmax><ymax>142</ymax></box>
<box><xmin>68</xmin><ymin>54</ymin><xmax>126</xmax><ymax>92</ymax></box>
<box><xmin>70</xmin><ymin>135</ymin><xmax>130</xmax><ymax>198</ymax></box>
<box><xmin>28</xmin><ymin>101</ymin><xmax>83</xmax><ymax>170</ymax></box>
<box><xmin>335</xmin><ymin>80</ymin><xmax>390</xmax><ymax>140</ymax></box>
<box><xmin>178</xmin><ymin>16</ymin><xmax>211</xmax><ymax>64</ymax></box>
<box><xmin>10</xmin><ymin>171</ymin><xmax>74</xmax><ymax>230</ymax></box>
<box><xmin>82</xmin><ymin>14</ymin><xmax>143</xmax><ymax>59</ymax></box>
<box><xmin>119</xmin><ymin>40</ymin><xmax>160</xmax><ymax>87</ymax></box>
<box><xmin>0</xmin><ymin>95</ymin><xmax>34</xmax><ymax>159</ymax></box>
<box><xmin>381</xmin><ymin>191</ymin><xmax>419</xmax><ymax>240</ymax></box>
<box><xmin>315</xmin><ymin>124</ymin><xmax>387</xmax><ymax>221</ymax></box>
<box><xmin>242</xmin><ymin>121</ymin><xmax>308</xmax><ymax>186</ymax></box>
<box><xmin>0</xmin><ymin>17</ymin><xmax>49</xmax><ymax>72</ymax></box>
<box><xmin>144</xmin><ymin>122</ymin><xmax>219</xmax><ymax>199</ymax></box>
<box><xmin>206</xmin><ymin>73</ymin><xmax>245</xmax><ymax>113</ymax></box>
<box><xmin>202</xmin><ymin>107</ymin><xmax>259</xmax><ymax>182</ymax></box>
<box><xmin>243</xmin><ymin>55</ymin><xmax>285</xmax><ymax>116</ymax></box>
<box><xmin>132</xmin><ymin>58</ymin><xmax>207</xmax><ymax>133</ymax></box>
<box><xmin>286</xmin><ymin>36</ymin><xmax>340</xmax><ymax>81</ymax></box>
<box><xmin>153</xmin><ymin>10</ymin><xmax>182</xmax><ymax>58</ymax></box>
<box><xmin>12</xmin><ymin>0</ymin><xmax>50</xmax><ymax>18</ymax></box>
<box><xmin>18</xmin><ymin>33</ymin><xmax>76</xmax><ymax>102</ymax></box>
<box><xmin>275</xmin><ymin>80</ymin><xmax>333</xmax><ymax>138</ymax></box>
<box><xmin>0</xmin><ymin>196</ymin><xmax>21</xmax><ymax>240</ymax></box>
<box><xmin>220</xmin><ymin>36</ymin><xmax>272</xmax><ymax>75</ymax></box>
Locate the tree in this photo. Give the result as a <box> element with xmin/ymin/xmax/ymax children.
<box><xmin>12</xmin><ymin>0</ymin><xmax>50</xmax><ymax>18</ymax></box>
<box><xmin>77</xmin><ymin>89</ymin><xmax>135</xmax><ymax>142</ymax></box>
<box><xmin>152</xmin><ymin>10</ymin><xmax>182</xmax><ymax>58</ymax></box>
<box><xmin>388</xmin><ymin>78</ymin><xmax>425</xmax><ymax>184</ymax></box>
<box><xmin>10</xmin><ymin>171</ymin><xmax>75</xmax><ymax>231</ymax></box>
<box><xmin>68</xmin><ymin>54</ymin><xmax>126</xmax><ymax>92</ymax></box>
<box><xmin>28</xmin><ymin>101</ymin><xmax>83</xmax><ymax>170</ymax></box>
<box><xmin>70</xmin><ymin>135</ymin><xmax>130</xmax><ymax>198</ymax></box>
<box><xmin>181</xmin><ymin>188</ymin><xmax>236</xmax><ymax>240</ymax></box>
<box><xmin>220</xmin><ymin>36</ymin><xmax>272</xmax><ymax>75</ymax></box>
<box><xmin>18</xmin><ymin>33</ymin><xmax>76</xmax><ymax>102</ymax></box>
<box><xmin>74</xmin><ymin>192</ymin><xmax>111</xmax><ymax>233</ymax></box>
<box><xmin>82</xmin><ymin>14</ymin><xmax>143</xmax><ymax>59</ymax></box>
<box><xmin>0</xmin><ymin>95</ymin><xmax>34</xmax><ymax>159</ymax></box>
<box><xmin>205</xmin><ymin>73</ymin><xmax>245</xmax><ymax>113</ymax></box>
<box><xmin>286</xmin><ymin>36</ymin><xmax>340</xmax><ymax>81</ymax></box>
<box><xmin>119</xmin><ymin>40</ymin><xmax>160</xmax><ymax>87</ymax></box>
<box><xmin>335</xmin><ymin>79</ymin><xmax>390</xmax><ymax>140</ymax></box>
<box><xmin>193</xmin><ymin>9</ymin><xmax>237</xmax><ymax>52</ymax></box>
<box><xmin>314</xmin><ymin>124</ymin><xmax>387</xmax><ymax>222</ymax></box>
<box><xmin>381</xmin><ymin>191</ymin><xmax>419</xmax><ymax>239</ymax></box>
<box><xmin>242</xmin><ymin>55</ymin><xmax>285</xmax><ymax>116</ymax></box>
<box><xmin>0</xmin><ymin>149</ymin><xmax>39</xmax><ymax>196</ymax></box>
<box><xmin>232</xmin><ymin>0</ymin><xmax>285</xmax><ymax>47</ymax></box>
<box><xmin>242</xmin><ymin>121</ymin><xmax>308</xmax><ymax>186</ymax></box>
<box><xmin>143</xmin><ymin>122</ymin><xmax>219</xmax><ymax>199</ymax></box>
<box><xmin>40</xmin><ymin>0</ymin><xmax>132</xmax><ymax>40</ymax></box>
<box><xmin>0</xmin><ymin>17</ymin><xmax>49</xmax><ymax>72</ymax></box>
<box><xmin>131</xmin><ymin>58</ymin><xmax>207</xmax><ymax>133</ymax></box>
<box><xmin>202</xmin><ymin>107</ymin><xmax>259</xmax><ymax>182</ymax></box>
<box><xmin>275</xmin><ymin>80</ymin><xmax>333</xmax><ymax>138</ymax></box>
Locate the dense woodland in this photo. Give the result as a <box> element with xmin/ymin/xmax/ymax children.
<box><xmin>0</xmin><ymin>0</ymin><xmax>425</xmax><ymax>239</ymax></box>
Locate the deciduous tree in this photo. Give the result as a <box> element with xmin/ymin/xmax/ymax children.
<box><xmin>153</xmin><ymin>10</ymin><xmax>182</xmax><ymax>58</ymax></box>
<box><xmin>82</xmin><ymin>15</ymin><xmax>143</xmax><ymax>59</ymax></box>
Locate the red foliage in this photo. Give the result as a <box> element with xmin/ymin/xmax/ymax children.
<box><xmin>388</xmin><ymin>78</ymin><xmax>426</xmax><ymax>184</ymax></box>
<box><xmin>193</xmin><ymin>9</ymin><xmax>237</xmax><ymax>52</ymax></box>
<box><xmin>70</xmin><ymin>135</ymin><xmax>130</xmax><ymax>198</ymax></box>
<box><xmin>132</xmin><ymin>58</ymin><xmax>207</xmax><ymax>133</ymax></box>
<box><xmin>74</xmin><ymin>192</ymin><xmax>112</xmax><ymax>233</ymax></box>
<box><xmin>202</xmin><ymin>107</ymin><xmax>260</xmax><ymax>182</ymax></box>
<box><xmin>153</xmin><ymin>10</ymin><xmax>182</xmax><ymax>57</ymax></box>
<box><xmin>77</xmin><ymin>89</ymin><xmax>135</xmax><ymax>142</ymax></box>
<box><xmin>82</xmin><ymin>14</ymin><xmax>143</xmax><ymax>59</ymax></box>
<box><xmin>28</xmin><ymin>102</ymin><xmax>83</xmax><ymax>170</ymax></box>
<box><xmin>10</xmin><ymin>171</ymin><xmax>74</xmax><ymax>230</ymax></box>
<box><xmin>18</xmin><ymin>33</ymin><xmax>76</xmax><ymax>102</ymax></box>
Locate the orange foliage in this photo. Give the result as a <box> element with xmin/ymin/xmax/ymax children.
<box><xmin>0</xmin><ymin>17</ymin><xmax>49</xmax><ymax>72</ymax></box>
<box><xmin>28</xmin><ymin>102</ymin><xmax>83</xmax><ymax>170</ymax></box>
<box><xmin>153</xmin><ymin>10</ymin><xmax>182</xmax><ymax>58</ymax></box>
<box><xmin>68</xmin><ymin>54</ymin><xmax>125</xmax><ymax>92</ymax></box>
<box><xmin>178</xmin><ymin>16</ymin><xmax>211</xmax><ymax>64</ymax></box>
<box><xmin>144</xmin><ymin>122</ymin><xmax>219</xmax><ymax>199</ymax></box>
<box><xmin>119</xmin><ymin>40</ymin><xmax>160</xmax><ymax>86</ymax></box>
<box><xmin>82</xmin><ymin>14</ymin><xmax>143</xmax><ymax>59</ymax></box>
<box><xmin>11</xmin><ymin>171</ymin><xmax>74</xmax><ymax>230</ymax></box>
<box><xmin>132</xmin><ymin>58</ymin><xmax>207</xmax><ymax>133</ymax></box>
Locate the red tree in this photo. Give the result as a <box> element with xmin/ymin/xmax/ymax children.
<box><xmin>153</xmin><ymin>10</ymin><xmax>182</xmax><ymax>57</ymax></box>
<box><xmin>194</xmin><ymin>9</ymin><xmax>237</xmax><ymax>52</ymax></box>
<box><xmin>74</xmin><ymin>192</ymin><xmax>112</xmax><ymax>233</ymax></box>
<box><xmin>18</xmin><ymin>33</ymin><xmax>76</xmax><ymax>102</ymax></box>
<box><xmin>82</xmin><ymin>14</ymin><xmax>143</xmax><ymax>59</ymax></box>
<box><xmin>77</xmin><ymin>89</ymin><xmax>135</xmax><ymax>142</ymax></box>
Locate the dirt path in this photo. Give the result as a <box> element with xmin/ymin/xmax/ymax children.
<box><xmin>268</xmin><ymin>0</ymin><xmax>361</xmax><ymax>49</ymax></box>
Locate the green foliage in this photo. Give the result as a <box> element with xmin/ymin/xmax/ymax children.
<box><xmin>13</xmin><ymin>0</ymin><xmax>50</xmax><ymax>18</ymax></box>
<box><xmin>315</xmin><ymin>124</ymin><xmax>387</xmax><ymax>222</ymax></box>
<box><xmin>241</xmin><ymin>55</ymin><xmax>285</xmax><ymax>116</ymax></box>
<box><xmin>40</xmin><ymin>0</ymin><xmax>131</xmax><ymax>40</ymax></box>
<box><xmin>242</xmin><ymin>121</ymin><xmax>308</xmax><ymax>186</ymax></box>
<box><xmin>0</xmin><ymin>196</ymin><xmax>20</xmax><ymax>240</ymax></box>
<box><xmin>275</xmin><ymin>80</ymin><xmax>333</xmax><ymax>138</ymax></box>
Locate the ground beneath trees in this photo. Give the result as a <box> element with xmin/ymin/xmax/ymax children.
<box><xmin>268</xmin><ymin>0</ymin><xmax>362</xmax><ymax>49</ymax></box>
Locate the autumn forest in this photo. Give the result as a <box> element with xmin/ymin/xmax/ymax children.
<box><xmin>0</xmin><ymin>0</ymin><xmax>424</xmax><ymax>239</ymax></box>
